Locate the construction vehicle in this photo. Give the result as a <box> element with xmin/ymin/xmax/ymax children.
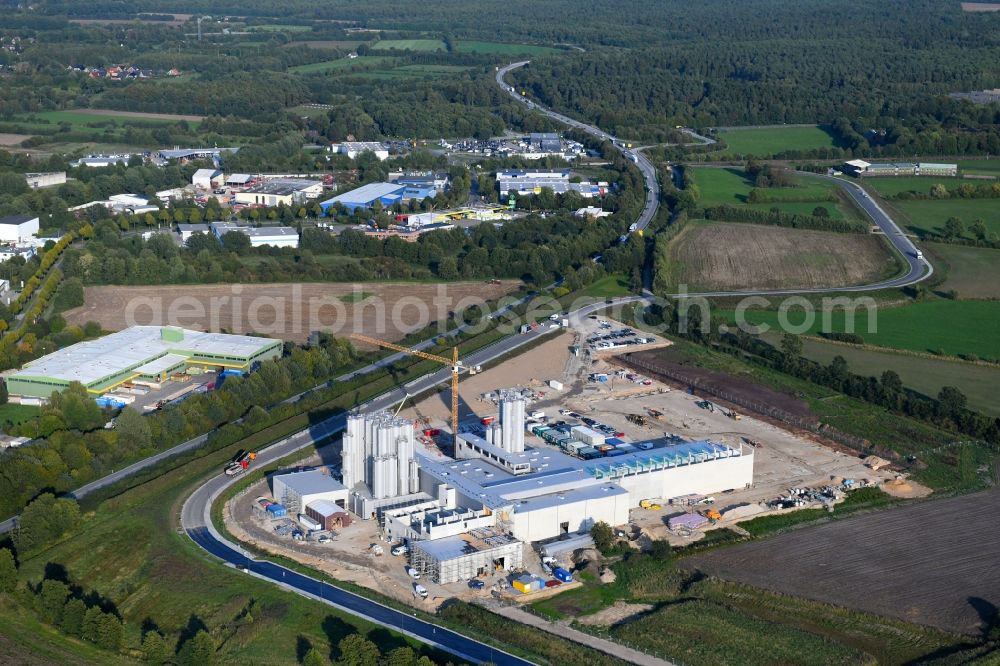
<box><xmin>225</xmin><ymin>450</ymin><xmax>257</xmax><ymax>476</ymax></box>
<box><xmin>695</xmin><ymin>400</ymin><xmax>715</xmax><ymax>412</ymax></box>
<box><xmin>704</xmin><ymin>509</ymin><xmax>722</xmax><ymax>522</ymax></box>
<box><xmin>351</xmin><ymin>334</ymin><xmax>465</xmax><ymax>447</ymax></box>
<box><xmin>639</xmin><ymin>499</ymin><xmax>664</xmax><ymax>510</ymax></box>
<box><xmin>645</xmin><ymin>407</ymin><xmax>663</xmax><ymax>420</ymax></box>
<box><xmin>626</xmin><ymin>413</ymin><xmax>647</xmax><ymax>426</ymax></box>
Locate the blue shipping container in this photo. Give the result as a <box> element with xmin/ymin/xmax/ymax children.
<box><xmin>605</xmin><ymin>449</ymin><xmax>626</xmax><ymax>457</ymax></box>
<box><xmin>606</xmin><ymin>437</ymin><xmax>625</xmax><ymax>446</ymax></box>
<box><xmin>266</xmin><ymin>503</ymin><xmax>288</xmax><ymax>517</ymax></box>
<box><xmin>553</xmin><ymin>567</ymin><xmax>573</xmax><ymax>583</ymax></box>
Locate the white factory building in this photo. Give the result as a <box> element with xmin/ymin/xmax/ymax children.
<box><xmin>209</xmin><ymin>222</ymin><xmax>299</xmax><ymax>248</ymax></box>
<box><xmin>271</xmin><ymin>469</ymin><xmax>349</xmax><ymax>514</ymax></box>
<box><xmin>419</xmin><ymin>439</ymin><xmax>752</xmax><ymax>543</ymax></box>
<box><xmin>0</xmin><ymin>215</ymin><xmax>39</xmax><ymax>243</ymax></box>
<box><xmin>342</xmin><ymin>410</ymin><xmax>428</xmax><ymax>519</ymax></box>
<box><xmin>333</xmin><ymin>142</ymin><xmax>390</xmax><ymax>161</ymax></box>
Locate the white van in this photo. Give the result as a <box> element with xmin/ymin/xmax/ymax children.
<box><xmin>391</xmin><ymin>544</ymin><xmax>409</xmax><ymax>556</ymax></box>
<box><xmin>414</xmin><ymin>584</ymin><xmax>428</xmax><ymax>598</ymax></box>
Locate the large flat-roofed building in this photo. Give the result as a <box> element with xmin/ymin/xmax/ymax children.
<box><xmin>417</xmin><ymin>438</ymin><xmax>753</xmax><ymax>542</ymax></box>
<box><xmin>233</xmin><ymin>178</ymin><xmax>324</xmax><ymax>207</ymax></box>
<box><xmin>271</xmin><ymin>470</ymin><xmax>349</xmax><ymax>514</ymax></box>
<box><xmin>495</xmin><ymin>170</ymin><xmax>605</xmax><ymax>198</ymax></box>
<box><xmin>410</xmin><ymin>530</ymin><xmax>524</xmax><ymax>584</ymax></box>
<box><xmin>210</xmin><ymin>222</ymin><xmax>299</xmax><ymax>248</ymax></box>
<box><xmin>5</xmin><ymin>326</ymin><xmax>282</xmax><ymax>399</ymax></box>
<box><xmin>529</xmin><ymin>132</ymin><xmax>562</xmax><ymax>152</ymax></box>
<box><xmin>0</xmin><ymin>215</ymin><xmax>39</xmax><ymax>243</ymax></box>
<box><xmin>24</xmin><ymin>172</ymin><xmax>66</xmax><ymax>189</ymax></box>
<box><xmin>844</xmin><ymin>160</ymin><xmax>958</xmax><ymax>178</ymax></box>
<box><xmin>319</xmin><ymin>182</ymin><xmax>435</xmax><ymax>213</ymax></box>
<box><xmin>334</xmin><ymin>142</ymin><xmax>390</xmax><ymax>161</ymax></box>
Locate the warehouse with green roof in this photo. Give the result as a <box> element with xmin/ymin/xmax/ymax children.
<box><xmin>5</xmin><ymin>326</ymin><xmax>282</xmax><ymax>399</ymax></box>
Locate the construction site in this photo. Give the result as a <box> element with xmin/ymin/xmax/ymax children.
<box><xmin>224</xmin><ymin>313</ymin><xmax>919</xmax><ymax>610</ymax></box>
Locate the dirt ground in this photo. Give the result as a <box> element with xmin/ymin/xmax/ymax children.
<box><xmin>78</xmin><ymin>108</ymin><xmax>205</xmax><ymax>122</ymax></box>
<box><xmin>670</xmin><ymin>222</ymin><xmax>895</xmax><ymax>291</ymax></box>
<box><xmin>399</xmin><ymin>330</ymin><xmax>576</xmax><ymax>427</ymax></box>
<box><xmin>686</xmin><ymin>476</ymin><xmax>1000</xmax><ymax>635</ymax></box>
<box><xmin>0</xmin><ymin>134</ymin><xmax>29</xmax><ymax>146</ymax></box>
<box><xmin>627</xmin><ymin>346</ymin><xmax>815</xmax><ymax>421</ymax></box>
<box><xmin>403</xmin><ymin>314</ymin><xmax>908</xmax><ymax>548</ymax></box>
<box><xmin>575</xmin><ymin>601</ymin><xmax>654</xmax><ymax>627</ymax></box>
<box><xmin>63</xmin><ymin>281</ymin><xmax>519</xmax><ymax>343</ymax></box>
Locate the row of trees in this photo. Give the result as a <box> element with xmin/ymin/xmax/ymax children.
<box><xmin>640</xmin><ymin>302</ymin><xmax>1000</xmax><ymax>446</ymax></box>
<box><xmin>0</xmin><ymin>337</ymin><xmax>355</xmax><ymax>519</ymax></box>
<box><xmin>701</xmin><ymin>205</ymin><xmax>868</xmax><ymax>234</ymax></box>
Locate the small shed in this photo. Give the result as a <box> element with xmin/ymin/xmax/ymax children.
<box><xmin>305</xmin><ymin>499</ymin><xmax>352</xmax><ymax>530</ymax></box>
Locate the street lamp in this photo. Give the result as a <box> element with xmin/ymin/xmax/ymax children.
<box><xmin>197</xmin><ymin>16</ymin><xmax>212</xmax><ymax>42</ymax></box>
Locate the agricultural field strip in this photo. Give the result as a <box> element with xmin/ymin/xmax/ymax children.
<box><xmin>685</xmin><ymin>481</ymin><xmax>1000</xmax><ymax>636</ymax></box>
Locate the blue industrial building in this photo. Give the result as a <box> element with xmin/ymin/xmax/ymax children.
<box><xmin>320</xmin><ymin>182</ymin><xmax>437</xmax><ymax>213</ymax></box>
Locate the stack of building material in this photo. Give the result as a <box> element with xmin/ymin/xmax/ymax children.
<box><xmin>668</xmin><ymin>513</ymin><xmax>709</xmax><ymax>530</ymax></box>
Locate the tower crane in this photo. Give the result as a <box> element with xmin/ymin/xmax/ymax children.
<box><xmin>350</xmin><ymin>334</ymin><xmax>463</xmax><ymax>446</ymax></box>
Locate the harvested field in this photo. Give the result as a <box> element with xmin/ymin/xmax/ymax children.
<box><xmin>0</xmin><ymin>133</ymin><xmax>30</xmax><ymax>146</ymax></box>
<box><xmin>626</xmin><ymin>347</ymin><xmax>814</xmax><ymax>420</ymax></box>
<box><xmin>962</xmin><ymin>2</ymin><xmax>1000</xmax><ymax>11</ymax></box>
<box><xmin>62</xmin><ymin>281</ymin><xmax>520</xmax><ymax>343</ymax></box>
<box><xmin>668</xmin><ymin>222</ymin><xmax>896</xmax><ymax>291</ymax></box>
<box><xmin>685</xmin><ymin>478</ymin><xmax>1000</xmax><ymax>635</ymax></box>
<box><xmin>74</xmin><ymin>108</ymin><xmax>204</xmax><ymax>122</ymax></box>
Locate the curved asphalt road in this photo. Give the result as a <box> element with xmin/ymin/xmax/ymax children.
<box><xmin>179</xmin><ymin>296</ymin><xmax>645</xmax><ymax>664</ymax></box>
<box><xmin>497</xmin><ymin>62</ymin><xmax>660</xmax><ymax>237</ymax></box>
<box><xmin>497</xmin><ymin>62</ymin><xmax>931</xmax><ymax>298</ymax></box>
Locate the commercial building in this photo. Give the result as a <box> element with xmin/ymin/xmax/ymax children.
<box><xmin>843</xmin><ymin>160</ymin><xmax>958</xmax><ymax>178</ymax></box>
<box><xmin>575</xmin><ymin>206</ymin><xmax>612</xmax><ymax>220</ymax></box>
<box><xmin>156</xmin><ymin>147</ymin><xmax>239</xmax><ymax>164</ymax></box>
<box><xmin>389</xmin><ymin>171</ymin><xmax>450</xmax><ymax>193</ymax></box>
<box><xmin>319</xmin><ymin>182</ymin><xmax>436</xmax><ymax>213</ymax></box>
<box><xmin>0</xmin><ymin>246</ymin><xmax>35</xmax><ymax>262</ymax></box>
<box><xmin>209</xmin><ymin>222</ymin><xmax>299</xmax><ymax>248</ymax></box>
<box><xmin>410</xmin><ymin>530</ymin><xmax>523</xmax><ymax>584</ymax></box>
<box><xmin>496</xmin><ymin>170</ymin><xmax>605</xmax><ymax>198</ymax></box>
<box><xmin>176</xmin><ymin>223</ymin><xmax>210</xmax><ymax>244</ymax></box>
<box><xmin>271</xmin><ymin>470</ymin><xmax>349</xmax><ymax>515</ymax></box>
<box><xmin>342</xmin><ymin>411</ymin><xmax>424</xmax><ymax>517</ymax></box>
<box><xmin>333</xmin><ymin>142</ymin><xmax>390</xmax><ymax>161</ymax></box>
<box><xmin>5</xmin><ymin>326</ymin><xmax>282</xmax><ymax>399</ymax></box>
<box><xmin>24</xmin><ymin>172</ymin><xmax>66</xmax><ymax>189</ymax></box>
<box><xmin>225</xmin><ymin>173</ymin><xmax>255</xmax><ymax>188</ymax></box>
<box><xmin>418</xmin><ymin>438</ymin><xmax>753</xmax><ymax>543</ymax></box>
<box><xmin>529</xmin><ymin>132</ymin><xmax>562</xmax><ymax>152</ymax></box>
<box><xmin>192</xmin><ymin>168</ymin><xmax>224</xmax><ymax>189</ymax></box>
<box><xmin>233</xmin><ymin>178</ymin><xmax>324</xmax><ymax>207</ymax></box>
<box><xmin>70</xmin><ymin>155</ymin><xmax>130</xmax><ymax>168</ymax></box>
<box><xmin>0</xmin><ymin>215</ymin><xmax>39</xmax><ymax>243</ymax></box>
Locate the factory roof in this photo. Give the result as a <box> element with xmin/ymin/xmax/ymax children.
<box><xmin>245</xmin><ymin>226</ymin><xmax>298</xmax><ymax>238</ymax></box>
<box><xmin>132</xmin><ymin>353</ymin><xmax>188</xmax><ymax>376</ymax></box>
<box><xmin>412</xmin><ymin>531</ymin><xmax>518</xmax><ymax>560</ymax></box>
<box><xmin>158</xmin><ymin>147</ymin><xmax>239</xmax><ymax>159</ymax></box>
<box><xmin>844</xmin><ymin>159</ymin><xmax>871</xmax><ymax>169</ymax></box>
<box><xmin>339</xmin><ymin>141</ymin><xmax>389</xmax><ymax>152</ymax></box>
<box><xmin>417</xmin><ymin>438</ymin><xmax>745</xmax><ymax>509</ymax></box>
<box><xmin>10</xmin><ymin>326</ymin><xmax>279</xmax><ymax>387</ymax></box>
<box><xmin>306</xmin><ymin>499</ymin><xmax>344</xmax><ymax>517</ymax></box>
<box><xmin>226</xmin><ymin>173</ymin><xmax>254</xmax><ymax>184</ymax></box>
<box><xmin>0</xmin><ymin>214</ymin><xmax>38</xmax><ymax>226</ymax></box>
<box><xmin>918</xmin><ymin>162</ymin><xmax>958</xmax><ymax>169</ymax></box>
<box><xmin>322</xmin><ymin>182</ymin><xmax>404</xmax><ymax>205</ymax></box>
<box><xmin>241</xmin><ymin>178</ymin><xmax>322</xmax><ymax>196</ymax></box>
<box><xmin>193</xmin><ymin>168</ymin><xmax>222</xmax><ymax>178</ymax></box>
<box><xmin>177</xmin><ymin>223</ymin><xmax>210</xmax><ymax>233</ymax></box>
<box><xmin>274</xmin><ymin>470</ymin><xmax>346</xmax><ymax>496</ymax></box>
<box><xmin>514</xmin><ymin>482</ymin><xmax>628</xmax><ymax>513</ymax></box>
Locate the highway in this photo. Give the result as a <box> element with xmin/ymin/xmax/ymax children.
<box><xmin>497</xmin><ymin>62</ymin><xmax>660</xmax><ymax>237</ymax></box>
<box><xmin>179</xmin><ymin>295</ymin><xmax>645</xmax><ymax>664</ymax></box>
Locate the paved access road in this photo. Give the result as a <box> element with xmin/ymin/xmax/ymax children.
<box><xmin>675</xmin><ymin>170</ymin><xmax>931</xmax><ymax>298</ymax></box>
<box><xmin>180</xmin><ymin>295</ymin><xmax>645</xmax><ymax>665</ymax></box>
<box><xmin>496</xmin><ymin>63</ymin><xmax>931</xmax><ymax>299</ymax></box>
<box><xmin>497</xmin><ymin>62</ymin><xmax>660</xmax><ymax>236</ymax></box>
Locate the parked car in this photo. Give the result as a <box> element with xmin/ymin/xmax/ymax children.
<box><xmin>406</xmin><ymin>567</ymin><xmax>420</xmax><ymax>579</ymax></box>
<box><xmin>391</xmin><ymin>544</ymin><xmax>409</xmax><ymax>556</ymax></box>
<box><xmin>468</xmin><ymin>579</ymin><xmax>485</xmax><ymax>590</ymax></box>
